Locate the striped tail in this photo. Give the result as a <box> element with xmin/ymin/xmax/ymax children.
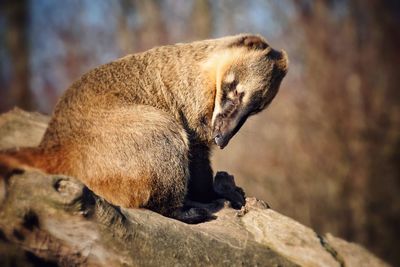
<box><xmin>0</xmin><ymin>147</ymin><xmax>47</xmax><ymax>177</ymax></box>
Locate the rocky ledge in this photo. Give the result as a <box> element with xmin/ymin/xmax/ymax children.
<box><xmin>0</xmin><ymin>109</ymin><xmax>391</xmax><ymax>267</ymax></box>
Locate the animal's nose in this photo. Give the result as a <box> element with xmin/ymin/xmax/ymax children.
<box><xmin>213</xmin><ymin>134</ymin><xmax>226</xmax><ymax>148</ymax></box>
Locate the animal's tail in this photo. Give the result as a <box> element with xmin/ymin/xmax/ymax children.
<box><xmin>0</xmin><ymin>147</ymin><xmax>50</xmax><ymax>177</ymax></box>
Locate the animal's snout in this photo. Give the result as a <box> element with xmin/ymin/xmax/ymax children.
<box><xmin>213</xmin><ymin>133</ymin><xmax>222</xmax><ymax>144</ymax></box>
<box><xmin>214</xmin><ymin>134</ymin><xmax>227</xmax><ymax>149</ymax></box>
<box><xmin>212</xmin><ymin>116</ymin><xmax>229</xmax><ymax>149</ymax></box>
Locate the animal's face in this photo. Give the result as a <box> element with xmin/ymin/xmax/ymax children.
<box><xmin>211</xmin><ymin>45</ymin><xmax>288</xmax><ymax>149</ymax></box>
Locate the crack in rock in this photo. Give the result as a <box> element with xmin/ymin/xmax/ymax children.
<box><xmin>317</xmin><ymin>234</ymin><xmax>346</xmax><ymax>267</ymax></box>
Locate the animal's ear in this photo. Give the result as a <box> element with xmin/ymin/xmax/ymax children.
<box><xmin>230</xmin><ymin>35</ymin><xmax>269</xmax><ymax>50</ymax></box>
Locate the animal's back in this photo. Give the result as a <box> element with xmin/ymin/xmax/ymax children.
<box><xmin>40</xmin><ymin>39</ymin><xmax>222</xmax><ymax>149</ymax></box>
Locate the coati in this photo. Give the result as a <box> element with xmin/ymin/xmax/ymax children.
<box><xmin>0</xmin><ymin>34</ymin><xmax>288</xmax><ymax>223</ymax></box>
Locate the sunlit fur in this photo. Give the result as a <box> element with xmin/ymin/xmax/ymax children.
<box><xmin>0</xmin><ymin>34</ymin><xmax>288</xmax><ymax>217</ymax></box>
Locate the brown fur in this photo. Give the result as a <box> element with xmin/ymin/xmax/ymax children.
<box><xmin>0</xmin><ymin>34</ymin><xmax>288</xmax><ymax>221</ymax></box>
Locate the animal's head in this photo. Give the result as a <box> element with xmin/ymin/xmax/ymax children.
<box><xmin>206</xmin><ymin>34</ymin><xmax>289</xmax><ymax>149</ymax></box>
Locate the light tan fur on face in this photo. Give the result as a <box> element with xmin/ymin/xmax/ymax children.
<box><xmin>201</xmin><ymin>47</ymin><xmax>267</xmax><ymax>126</ymax></box>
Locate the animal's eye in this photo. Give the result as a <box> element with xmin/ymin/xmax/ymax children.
<box><xmin>233</xmin><ymin>89</ymin><xmax>245</xmax><ymax>100</ymax></box>
<box><xmin>223</xmin><ymin>80</ymin><xmax>237</xmax><ymax>92</ymax></box>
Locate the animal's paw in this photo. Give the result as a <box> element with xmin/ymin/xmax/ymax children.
<box><xmin>170</xmin><ymin>207</ymin><xmax>216</xmax><ymax>224</ymax></box>
<box><xmin>213</xmin><ymin>171</ymin><xmax>246</xmax><ymax>209</ymax></box>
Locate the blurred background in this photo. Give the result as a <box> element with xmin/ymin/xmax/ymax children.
<box><xmin>0</xmin><ymin>0</ymin><xmax>399</xmax><ymax>265</ymax></box>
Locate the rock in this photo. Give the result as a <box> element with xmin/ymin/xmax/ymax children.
<box><xmin>0</xmin><ymin>109</ymin><xmax>391</xmax><ymax>267</ymax></box>
<box><xmin>324</xmin><ymin>233</ymin><xmax>391</xmax><ymax>267</ymax></box>
<box><xmin>0</xmin><ymin>108</ymin><xmax>49</xmax><ymax>149</ymax></box>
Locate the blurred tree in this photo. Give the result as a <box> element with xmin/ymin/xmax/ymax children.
<box><xmin>134</xmin><ymin>0</ymin><xmax>167</xmax><ymax>50</ymax></box>
<box><xmin>190</xmin><ymin>0</ymin><xmax>212</xmax><ymax>39</ymax></box>
<box><xmin>118</xmin><ymin>0</ymin><xmax>137</xmax><ymax>54</ymax></box>
<box><xmin>292</xmin><ymin>0</ymin><xmax>400</xmax><ymax>264</ymax></box>
<box><xmin>0</xmin><ymin>0</ymin><xmax>33</xmax><ymax>112</ymax></box>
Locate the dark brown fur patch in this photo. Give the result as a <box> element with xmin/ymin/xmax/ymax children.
<box><xmin>230</xmin><ymin>35</ymin><xmax>269</xmax><ymax>50</ymax></box>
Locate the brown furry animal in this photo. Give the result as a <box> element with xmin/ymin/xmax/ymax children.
<box><xmin>0</xmin><ymin>34</ymin><xmax>288</xmax><ymax>223</ymax></box>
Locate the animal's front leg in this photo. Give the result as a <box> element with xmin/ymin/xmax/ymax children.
<box><xmin>186</xmin><ymin>143</ymin><xmax>216</xmax><ymax>202</ymax></box>
<box><xmin>186</xmin><ymin>144</ymin><xmax>245</xmax><ymax>208</ymax></box>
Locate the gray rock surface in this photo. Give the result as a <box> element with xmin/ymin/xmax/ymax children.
<box><xmin>0</xmin><ymin>109</ymin><xmax>391</xmax><ymax>267</ymax></box>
